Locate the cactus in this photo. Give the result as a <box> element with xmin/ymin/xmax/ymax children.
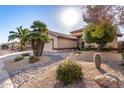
<box><xmin>93</xmin><ymin>53</ymin><xmax>102</xmax><ymax>69</ymax></box>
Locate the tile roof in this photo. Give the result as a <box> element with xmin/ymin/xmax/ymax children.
<box><xmin>48</xmin><ymin>30</ymin><xmax>76</xmax><ymax>39</ymax></box>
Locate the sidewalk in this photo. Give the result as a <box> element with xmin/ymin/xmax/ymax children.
<box><xmin>0</xmin><ymin>61</ymin><xmax>13</xmax><ymax>88</ymax></box>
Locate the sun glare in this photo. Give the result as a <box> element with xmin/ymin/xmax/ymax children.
<box><xmin>60</xmin><ymin>8</ymin><xmax>80</xmax><ymax>27</ymax></box>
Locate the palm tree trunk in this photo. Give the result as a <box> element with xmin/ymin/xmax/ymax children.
<box><xmin>36</xmin><ymin>41</ymin><xmax>44</xmax><ymax>56</ymax></box>
<box><xmin>31</xmin><ymin>40</ymin><xmax>37</xmax><ymax>55</ymax></box>
<box><xmin>39</xmin><ymin>41</ymin><xmax>44</xmax><ymax>56</ymax></box>
<box><xmin>20</xmin><ymin>40</ymin><xmax>26</xmax><ymax>51</ymax></box>
<box><xmin>32</xmin><ymin>40</ymin><xmax>44</xmax><ymax>56</ymax></box>
<box><xmin>20</xmin><ymin>42</ymin><xmax>23</xmax><ymax>51</ymax></box>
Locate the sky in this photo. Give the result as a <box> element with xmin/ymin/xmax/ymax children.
<box><xmin>0</xmin><ymin>5</ymin><xmax>84</xmax><ymax>44</ymax></box>
<box><xmin>0</xmin><ymin>5</ymin><xmax>124</xmax><ymax>44</ymax></box>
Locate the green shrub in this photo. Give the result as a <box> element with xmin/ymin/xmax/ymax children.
<box><xmin>56</xmin><ymin>60</ymin><xmax>83</xmax><ymax>85</ymax></box>
<box><xmin>29</xmin><ymin>56</ymin><xmax>40</xmax><ymax>63</ymax></box>
<box><xmin>93</xmin><ymin>53</ymin><xmax>102</xmax><ymax>69</ymax></box>
<box><xmin>1</xmin><ymin>44</ymin><xmax>9</xmax><ymax>49</ymax></box>
<box><xmin>74</xmin><ymin>51</ymin><xmax>81</xmax><ymax>54</ymax></box>
<box><xmin>82</xmin><ymin>45</ymin><xmax>95</xmax><ymax>51</ymax></box>
<box><xmin>14</xmin><ymin>56</ymin><xmax>24</xmax><ymax>62</ymax></box>
<box><xmin>21</xmin><ymin>53</ymin><xmax>30</xmax><ymax>57</ymax></box>
<box><xmin>86</xmin><ymin>45</ymin><xmax>94</xmax><ymax>49</ymax></box>
<box><xmin>101</xmin><ymin>47</ymin><xmax>112</xmax><ymax>52</ymax></box>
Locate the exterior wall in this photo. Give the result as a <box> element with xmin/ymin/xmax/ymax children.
<box><xmin>44</xmin><ymin>34</ymin><xmax>58</xmax><ymax>52</ymax></box>
<box><xmin>107</xmin><ymin>36</ymin><xmax>118</xmax><ymax>49</ymax></box>
<box><xmin>44</xmin><ymin>34</ymin><xmax>77</xmax><ymax>52</ymax></box>
<box><xmin>57</xmin><ymin>38</ymin><xmax>77</xmax><ymax>48</ymax></box>
<box><xmin>8</xmin><ymin>43</ymin><xmax>19</xmax><ymax>50</ymax></box>
<box><xmin>25</xmin><ymin>41</ymin><xmax>32</xmax><ymax>49</ymax></box>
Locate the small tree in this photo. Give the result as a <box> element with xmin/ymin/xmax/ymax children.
<box><xmin>83</xmin><ymin>22</ymin><xmax>117</xmax><ymax>50</ymax></box>
<box><xmin>29</xmin><ymin>20</ymin><xmax>49</xmax><ymax>56</ymax></box>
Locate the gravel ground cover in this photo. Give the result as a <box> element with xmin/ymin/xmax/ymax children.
<box><xmin>2</xmin><ymin>51</ymin><xmax>124</xmax><ymax>88</ymax></box>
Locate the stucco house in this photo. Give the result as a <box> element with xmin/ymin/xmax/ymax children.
<box><xmin>70</xmin><ymin>28</ymin><xmax>123</xmax><ymax>50</ymax></box>
<box><xmin>25</xmin><ymin>28</ymin><xmax>122</xmax><ymax>52</ymax></box>
<box><xmin>43</xmin><ymin>30</ymin><xmax>77</xmax><ymax>52</ymax></box>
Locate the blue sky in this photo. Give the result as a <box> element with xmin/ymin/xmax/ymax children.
<box><xmin>0</xmin><ymin>5</ymin><xmax>83</xmax><ymax>44</ymax></box>
<box><xmin>0</xmin><ymin>5</ymin><xmax>124</xmax><ymax>44</ymax></box>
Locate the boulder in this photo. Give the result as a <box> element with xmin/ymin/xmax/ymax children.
<box><xmin>94</xmin><ymin>73</ymin><xmax>121</xmax><ymax>88</ymax></box>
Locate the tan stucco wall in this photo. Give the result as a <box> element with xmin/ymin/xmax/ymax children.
<box><xmin>58</xmin><ymin>38</ymin><xmax>77</xmax><ymax>48</ymax></box>
<box><xmin>107</xmin><ymin>36</ymin><xmax>118</xmax><ymax>48</ymax></box>
<box><xmin>44</xmin><ymin>34</ymin><xmax>58</xmax><ymax>51</ymax></box>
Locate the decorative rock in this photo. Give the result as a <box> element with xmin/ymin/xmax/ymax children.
<box><xmin>94</xmin><ymin>73</ymin><xmax>121</xmax><ymax>88</ymax></box>
<box><xmin>8</xmin><ymin>54</ymin><xmax>63</xmax><ymax>88</ymax></box>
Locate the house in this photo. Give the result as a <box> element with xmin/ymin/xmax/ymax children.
<box><xmin>2</xmin><ymin>41</ymin><xmax>19</xmax><ymax>50</ymax></box>
<box><xmin>25</xmin><ymin>28</ymin><xmax>123</xmax><ymax>52</ymax></box>
<box><xmin>43</xmin><ymin>30</ymin><xmax>77</xmax><ymax>52</ymax></box>
<box><xmin>70</xmin><ymin>28</ymin><xmax>123</xmax><ymax>50</ymax></box>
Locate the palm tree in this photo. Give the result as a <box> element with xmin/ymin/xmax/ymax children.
<box><xmin>8</xmin><ymin>26</ymin><xmax>29</xmax><ymax>51</ymax></box>
<box><xmin>30</xmin><ymin>20</ymin><xmax>49</xmax><ymax>56</ymax></box>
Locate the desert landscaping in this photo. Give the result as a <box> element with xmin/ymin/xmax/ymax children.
<box><xmin>1</xmin><ymin>5</ymin><xmax>124</xmax><ymax>88</ymax></box>
<box><xmin>0</xmin><ymin>51</ymin><xmax>124</xmax><ymax>88</ymax></box>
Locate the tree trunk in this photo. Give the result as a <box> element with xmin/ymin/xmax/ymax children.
<box><xmin>31</xmin><ymin>40</ymin><xmax>44</xmax><ymax>56</ymax></box>
<box><xmin>31</xmin><ymin>40</ymin><xmax>37</xmax><ymax>55</ymax></box>
<box><xmin>40</xmin><ymin>41</ymin><xmax>44</xmax><ymax>56</ymax></box>
<box><xmin>97</xmin><ymin>43</ymin><xmax>101</xmax><ymax>51</ymax></box>
<box><xmin>19</xmin><ymin>39</ymin><xmax>26</xmax><ymax>51</ymax></box>
<box><xmin>36</xmin><ymin>41</ymin><xmax>44</xmax><ymax>56</ymax></box>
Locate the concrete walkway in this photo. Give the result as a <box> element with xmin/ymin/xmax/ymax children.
<box><xmin>0</xmin><ymin>61</ymin><xmax>13</xmax><ymax>88</ymax></box>
<box><xmin>0</xmin><ymin>51</ymin><xmax>33</xmax><ymax>88</ymax></box>
<box><xmin>0</xmin><ymin>50</ymin><xmax>33</xmax><ymax>59</ymax></box>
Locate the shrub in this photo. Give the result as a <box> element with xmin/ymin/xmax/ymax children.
<box><xmin>74</xmin><ymin>51</ymin><xmax>81</xmax><ymax>54</ymax></box>
<box><xmin>93</xmin><ymin>53</ymin><xmax>102</xmax><ymax>69</ymax></box>
<box><xmin>14</xmin><ymin>56</ymin><xmax>24</xmax><ymax>62</ymax></box>
<box><xmin>86</xmin><ymin>45</ymin><xmax>94</xmax><ymax>49</ymax></box>
<box><xmin>56</xmin><ymin>60</ymin><xmax>83</xmax><ymax>85</ymax></box>
<box><xmin>1</xmin><ymin>44</ymin><xmax>9</xmax><ymax>49</ymax></box>
<box><xmin>29</xmin><ymin>56</ymin><xmax>40</xmax><ymax>63</ymax></box>
<box><xmin>101</xmin><ymin>47</ymin><xmax>112</xmax><ymax>52</ymax></box>
<box><xmin>21</xmin><ymin>53</ymin><xmax>30</xmax><ymax>57</ymax></box>
<box><xmin>82</xmin><ymin>44</ymin><xmax>95</xmax><ymax>51</ymax></box>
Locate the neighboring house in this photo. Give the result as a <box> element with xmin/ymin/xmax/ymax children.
<box><xmin>7</xmin><ymin>41</ymin><xmax>19</xmax><ymax>50</ymax></box>
<box><xmin>71</xmin><ymin>28</ymin><xmax>123</xmax><ymax>50</ymax></box>
<box><xmin>25</xmin><ymin>28</ymin><xmax>123</xmax><ymax>52</ymax></box>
